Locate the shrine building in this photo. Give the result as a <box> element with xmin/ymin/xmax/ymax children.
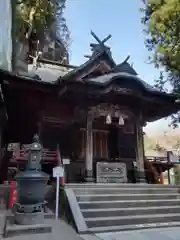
<box><xmin>0</xmin><ymin>32</ymin><xmax>179</xmax><ymax>184</ymax></box>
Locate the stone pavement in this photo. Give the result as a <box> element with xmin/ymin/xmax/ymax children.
<box><xmin>1</xmin><ymin>210</ymin><xmax>180</xmax><ymax>240</ymax></box>
<box><xmin>0</xmin><ymin>218</ymin><xmax>83</xmax><ymax>240</ymax></box>
<box><xmin>95</xmin><ymin>227</ymin><xmax>180</xmax><ymax>240</ymax></box>
<box><xmin>0</xmin><ymin>210</ymin><xmax>99</xmax><ymax>240</ymax></box>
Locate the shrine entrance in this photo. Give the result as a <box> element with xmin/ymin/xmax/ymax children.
<box><xmin>63</xmin><ymin>103</ymin><xmax>140</xmax><ymax>183</ymax></box>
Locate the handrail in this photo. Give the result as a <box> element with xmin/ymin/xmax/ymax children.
<box><xmin>64</xmin><ymin>187</ymin><xmax>88</xmax><ymax>233</ymax></box>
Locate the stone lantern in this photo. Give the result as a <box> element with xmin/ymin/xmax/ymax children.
<box><xmin>13</xmin><ymin>134</ymin><xmax>49</xmax><ymax>225</ymax></box>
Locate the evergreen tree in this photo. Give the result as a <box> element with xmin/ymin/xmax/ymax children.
<box><xmin>142</xmin><ymin>0</ymin><xmax>180</xmax><ymax>126</ymax></box>
<box><xmin>12</xmin><ymin>0</ymin><xmax>70</xmax><ymax>71</ymax></box>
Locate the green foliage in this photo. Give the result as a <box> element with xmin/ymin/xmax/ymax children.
<box><xmin>15</xmin><ymin>0</ymin><xmax>70</xmax><ymax>45</ymax></box>
<box><xmin>142</xmin><ymin>0</ymin><xmax>180</xmax><ymax>126</ymax></box>
<box><xmin>16</xmin><ymin>0</ymin><xmax>54</xmax><ymax>38</ymax></box>
<box><xmin>142</xmin><ymin>0</ymin><xmax>180</xmax><ymax>70</ymax></box>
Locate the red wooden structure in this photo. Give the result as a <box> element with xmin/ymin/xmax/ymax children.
<box><xmin>10</xmin><ymin>147</ymin><xmax>65</xmax><ymax>184</ymax></box>
<box><xmin>9</xmin><ymin>181</ymin><xmax>17</xmax><ymax>209</ymax></box>
<box><xmin>11</xmin><ymin>149</ymin><xmax>59</xmax><ymax>164</ymax></box>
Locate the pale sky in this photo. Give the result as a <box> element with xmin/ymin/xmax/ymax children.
<box><xmin>64</xmin><ymin>0</ymin><xmax>170</xmax><ymax>134</ymax></box>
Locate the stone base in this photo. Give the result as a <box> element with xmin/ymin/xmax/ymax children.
<box><xmin>6</xmin><ymin>209</ymin><xmax>54</xmax><ymax>222</ymax></box>
<box><xmin>3</xmin><ymin>209</ymin><xmax>54</xmax><ymax>238</ymax></box>
<box><xmin>84</xmin><ymin>177</ymin><xmax>95</xmax><ymax>183</ymax></box>
<box><xmin>84</xmin><ymin>170</ymin><xmax>94</xmax><ymax>183</ymax></box>
<box><xmin>4</xmin><ymin>219</ymin><xmax>52</xmax><ymax>238</ymax></box>
<box><xmin>15</xmin><ymin>211</ymin><xmax>44</xmax><ymax>225</ymax></box>
<box><xmin>136</xmin><ymin>171</ymin><xmax>147</xmax><ymax>183</ymax></box>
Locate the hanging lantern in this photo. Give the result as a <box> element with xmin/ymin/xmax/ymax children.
<box><xmin>119</xmin><ymin>115</ymin><xmax>124</xmax><ymax>125</ymax></box>
<box><xmin>106</xmin><ymin>114</ymin><xmax>111</xmax><ymax>124</ymax></box>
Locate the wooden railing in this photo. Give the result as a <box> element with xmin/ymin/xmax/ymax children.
<box><xmin>146</xmin><ymin>156</ymin><xmax>168</xmax><ymax>163</ymax></box>
<box><xmin>146</xmin><ymin>155</ymin><xmax>180</xmax><ymax>163</ymax></box>
<box><xmin>10</xmin><ymin>149</ymin><xmax>59</xmax><ymax>164</ymax></box>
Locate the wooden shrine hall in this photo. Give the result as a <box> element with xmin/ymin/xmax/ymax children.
<box><xmin>0</xmin><ymin>32</ymin><xmax>180</xmax><ymax>184</ymax></box>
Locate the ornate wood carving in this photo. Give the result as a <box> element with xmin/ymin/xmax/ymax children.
<box><xmin>88</xmin><ymin>103</ymin><xmax>134</xmax><ymax>120</ymax></box>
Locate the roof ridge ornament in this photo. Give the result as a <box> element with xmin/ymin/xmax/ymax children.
<box><xmin>122</xmin><ymin>55</ymin><xmax>130</xmax><ymax>64</ymax></box>
<box><xmin>90</xmin><ymin>31</ymin><xmax>112</xmax><ymax>55</ymax></box>
<box><xmin>90</xmin><ymin>31</ymin><xmax>112</xmax><ymax>46</ymax></box>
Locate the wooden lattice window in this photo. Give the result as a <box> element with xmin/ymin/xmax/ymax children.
<box><xmin>80</xmin><ymin>129</ymin><xmax>109</xmax><ymax>159</ymax></box>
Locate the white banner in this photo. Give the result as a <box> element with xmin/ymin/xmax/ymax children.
<box><xmin>0</xmin><ymin>0</ymin><xmax>12</xmax><ymax>71</ymax></box>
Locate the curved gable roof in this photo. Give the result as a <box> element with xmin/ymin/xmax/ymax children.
<box><xmin>85</xmin><ymin>71</ymin><xmax>161</xmax><ymax>94</ymax></box>
<box><xmin>113</xmin><ymin>62</ymin><xmax>138</xmax><ymax>76</ymax></box>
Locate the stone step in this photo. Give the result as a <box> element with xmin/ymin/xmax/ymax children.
<box><xmin>73</xmin><ymin>187</ymin><xmax>179</xmax><ymax>195</ymax></box>
<box><xmin>79</xmin><ymin>199</ymin><xmax>180</xmax><ymax>209</ymax></box>
<box><xmin>85</xmin><ymin>213</ymin><xmax>180</xmax><ymax>228</ymax></box>
<box><xmin>89</xmin><ymin>221</ymin><xmax>180</xmax><ymax>233</ymax></box>
<box><xmin>76</xmin><ymin>193</ymin><xmax>179</xmax><ymax>202</ymax></box>
<box><xmin>66</xmin><ymin>183</ymin><xmax>179</xmax><ymax>189</ymax></box>
<box><xmin>81</xmin><ymin>205</ymin><xmax>180</xmax><ymax>218</ymax></box>
<box><xmin>65</xmin><ymin>184</ymin><xmax>180</xmax><ymax>234</ymax></box>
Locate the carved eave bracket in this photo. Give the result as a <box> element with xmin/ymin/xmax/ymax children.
<box><xmin>73</xmin><ymin>104</ymin><xmax>133</xmax><ymax>123</ymax></box>
<box><xmin>87</xmin><ymin>103</ymin><xmax>135</xmax><ymax>121</ymax></box>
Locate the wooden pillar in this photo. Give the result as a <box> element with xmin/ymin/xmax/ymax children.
<box><xmin>85</xmin><ymin>115</ymin><xmax>94</xmax><ymax>182</ymax></box>
<box><xmin>136</xmin><ymin>121</ymin><xmax>146</xmax><ymax>183</ymax></box>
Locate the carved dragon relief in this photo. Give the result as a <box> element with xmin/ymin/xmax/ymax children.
<box><xmin>103</xmin><ymin>167</ymin><xmax>124</xmax><ymax>174</ymax></box>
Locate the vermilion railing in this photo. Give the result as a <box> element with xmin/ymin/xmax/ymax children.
<box><xmin>11</xmin><ymin>149</ymin><xmax>59</xmax><ymax>164</ymax></box>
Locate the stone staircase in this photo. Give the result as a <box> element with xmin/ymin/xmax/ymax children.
<box><xmin>65</xmin><ymin>183</ymin><xmax>180</xmax><ymax>234</ymax></box>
